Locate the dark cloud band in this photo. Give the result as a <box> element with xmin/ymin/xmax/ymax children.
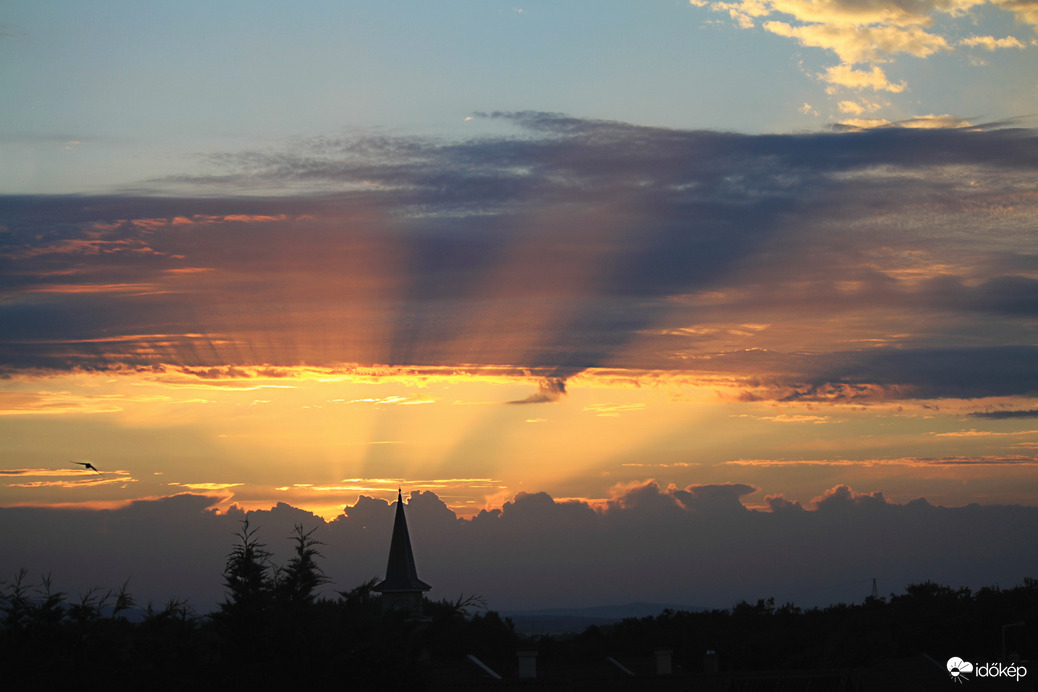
<box><xmin>2</xmin><ymin>114</ymin><xmax>1036</xmax><ymax>401</ymax></box>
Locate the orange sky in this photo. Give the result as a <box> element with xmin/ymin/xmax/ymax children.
<box><xmin>3</xmin><ymin>3</ymin><xmax>1038</xmax><ymax>615</ymax></box>
<box><xmin>2</xmin><ymin>115</ymin><xmax>1037</xmax><ymax>527</ymax></box>
<box><xmin>3</xmin><ymin>364</ymin><xmax>1036</xmax><ymax>521</ymax></box>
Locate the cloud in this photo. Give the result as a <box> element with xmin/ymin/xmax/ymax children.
<box><xmin>672</xmin><ymin>482</ymin><xmax>758</xmax><ymax>515</ymax></box>
<box><xmin>765</xmin><ymin>494</ymin><xmax>806</xmax><ymax>512</ymax></box>
<box><xmin>171</xmin><ymin>482</ymin><xmax>244</xmax><ymax>491</ymax></box>
<box><xmin>834</xmin><ymin>117</ymin><xmax>895</xmax><ymax>129</ymax></box>
<box><xmin>894</xmin><ymin>114</ymin><xmax>975</xmax><ymax>129</ymax></box>
<box><xmin>765</xmin><ymin>19</ymin><xmax>949</xmax><ymax>64</ymax></box>
<box><xmin>758</xmin><ymin>413</ymin><xmax>832</xmax><ymax>423</ymax></box>
<box><xmin>1</xmin><ymin>115</ymin><xmax>1037</xmax><ymax>405</ymax></box>
<box><xmin>811</xmin><ymin>483</ymin><xmax>888</xmax><ymax>510</ymax></box>
<box><xmin>507</xmin><ymin>377</ymin><xmax>567</xmax><ymax>404</ymax></box>
<box><xmin>0</xmin><ymin>468</ymin><xmax>101</xmax><ymax>477</ymax></box>
<box><xmin>726</xmin><ymin>455</ymin><xmax>1038</xmax><ymax>466</ymax></box>
<box><xmin>333</xmin><ymin>394</ymin><xmax>435</xmax><ymax>406</ymax></box>
<box><xmin>810</xmin><ymin>346</ymin><xmax>1038</xmax><ymax>400</ymax></box>
<box><xmin>971</xmin><ymin>409</ymin><xmax>1038</xmax><ymax>419</ymax></box>
<box><xmin>838</xmin><ymin>100</ymin><xmax>867</xmax><ymax>114</ymax></box>
<box><xmin>960</xmin><ymin>34</ymin><xmax>1026</xmax><ymax>49</ymax></box>
<box><xmin>994</xmin><ymin>0</ymin><xmax>1038</xmax><ymax>26</ymax></box>
<box><xmin>7</xmin><ymin>477</ymin><xmax>133</xmax><ymax>489</ymax></box>
<box><xmin>582</xmin><ymin>402</ymin><xmax>646</xmax><ymax>417</ymax></box>
<box><xmin>3</xmin><ymin>485</ymin><xmax>1037</xmax><ymax>612</ymax></box>
<box><xmin>691</xmin><ymin>0</ymin><xmax>1037</xmax><ymax>101</ymax></box>
<box><xmin>0</xmin><ymin>467</ymin><xmax>137</xmax><ymax>490</ymax></box>
<box><xmin>823</xmin><ymin>63</ymin><xmax>905</xmax><ymax>91</ymax></box>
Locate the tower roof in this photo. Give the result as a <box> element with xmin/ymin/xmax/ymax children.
<box><xmin>374</xmin><ymin>489</ymin><xmax>431</xmax><ymax>593</ymax></box>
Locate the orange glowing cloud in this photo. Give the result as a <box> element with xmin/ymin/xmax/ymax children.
<box><xmin>724</xmin><ymin>455</ymin><xmax>1038</xmax><ymax>467</ymax></box>
<box><xmin>170</xmin><ymin>482</ymin><xmax>244</xmax><ymax>491</ymax></box>
<box><xmin>22</xmin><ymin>282</ymin><xmax>162</xmax><ymax>294</ymax></box>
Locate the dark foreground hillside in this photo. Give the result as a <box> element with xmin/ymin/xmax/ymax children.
<box><xmin>2</xmin><ymin>521</ymin><xmax>1034</xmax><ymax>689</ymax></box>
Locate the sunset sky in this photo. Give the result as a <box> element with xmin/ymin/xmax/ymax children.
<box><xmin>2</xmin><ymin>2</ymin><xmax>1037</xmax><ymax>611</ymax></box>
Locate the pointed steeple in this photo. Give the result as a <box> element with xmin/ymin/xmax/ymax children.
<box><xmin>374</xmin><ymin>489</ymin><xmax>430</xmax><ymax>614</ymax></box>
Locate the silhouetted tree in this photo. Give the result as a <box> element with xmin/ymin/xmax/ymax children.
<box><xmin>36</xmin><ymin>573</ymin><xmax>66</xmax><ymax>623</ymax></box>
<box><xmin>0</xmin><ymin>568</ymin><xmax>32</xmax><ymax>633</ymax></box>
<box><xmin>67</xmin><ymin>580</ymin><xmax>134</xmax><ymax>626</ymax></box>
<box><xmin>221</xmin><ymin>517</ymin><xmax>275</xmax><ymax>616</ymax></box>
<box><xmin>216</xmin><ymin>517</ymin><xmax>276</xmax><ymax>669</ymax></box>
<box><xmin>338</xmin><ymin>576</ymin><xmax>381</xmax><ymax>614</ymax></box>
<box><xmin>275</xmin><ymin>523</ymin><xmax>329</xmax><ymax>608</ymax></box>
<box><xmin>133</xmin><ymin>598</ymin><xmax>216</xmax><ymax>684</ymax></box>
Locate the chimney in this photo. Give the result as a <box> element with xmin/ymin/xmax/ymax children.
<box><xmin>517</xmin><ymin>649</ymin><xmax>538</xmax><ymax>679</ymax></box>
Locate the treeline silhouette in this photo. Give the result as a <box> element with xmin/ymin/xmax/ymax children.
<box><xmin>0</xmin><ymin>519</ymin><xmax>516</xmax><ymax>689</ymax></box>
<box><xmin>1</xmin><ymin>520</ymin><xmax>1034</xmax><ymax>688</ymax></box>
<box><xmin>540</xmin><ymin>581</ymin><xmax>1036</xmax><ymax>674</ymax></box>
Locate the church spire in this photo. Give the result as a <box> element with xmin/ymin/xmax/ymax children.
<box><xmin>374</xmin><ymin>489</ymin><xmax>431</xmax><ymax>614</ymax></box>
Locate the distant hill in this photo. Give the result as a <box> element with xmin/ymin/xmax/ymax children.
<box><xmin>500</xmin><ymin>602</ymin><xmax>705</xmax><ymax>635</ymax></box>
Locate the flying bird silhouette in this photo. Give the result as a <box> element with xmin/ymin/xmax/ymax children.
<box><xmin>72</xmin><ymin>461</ymin><xmax>102</xmax><ymax>474</ymax></box>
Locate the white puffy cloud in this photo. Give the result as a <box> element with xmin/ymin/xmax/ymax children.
<box><xmin>824</xmin><ymin>63</ymin><xmax>906</xmax><ymax>91</ymax></box>
<box><xmin>692</xmin><ymin>0</ymin><xmax>1036</xmax><ymax>97</ymax></box>
<box><xmin>993</xmin><ymin>0</ymin><xmax>1038</xmax><ymax>27</ymax></box>
<box><xmin>959</xmin><ymin>34</ymin><xmax>1026</xmax><ymax>49</ymax></box>
<box><xmin>766</xmin><ymin>0</ymin><xmax>987</xmax><ymax>27</ymax></box>
<box><xmin>764</xmin><ymin>20</ymin><xmax>949</xmax><ymax>64</ymax></box>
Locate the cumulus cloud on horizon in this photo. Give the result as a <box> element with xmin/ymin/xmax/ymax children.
<box><xmin>1</xmin><ymin>482</ymin><xmax>1035</xmax><ymax>613</ymax></box>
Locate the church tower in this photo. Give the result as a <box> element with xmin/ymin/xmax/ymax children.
<box><xmin>374</xmin><ymin>489</ymin><xmax>431</xmax><ymax>615</ymax></box>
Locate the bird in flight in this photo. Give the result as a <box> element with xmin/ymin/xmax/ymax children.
<box><xmin>72</xmin><ymin>461</ymin><xmax>102</xmax><ymax>474</ymax></box>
